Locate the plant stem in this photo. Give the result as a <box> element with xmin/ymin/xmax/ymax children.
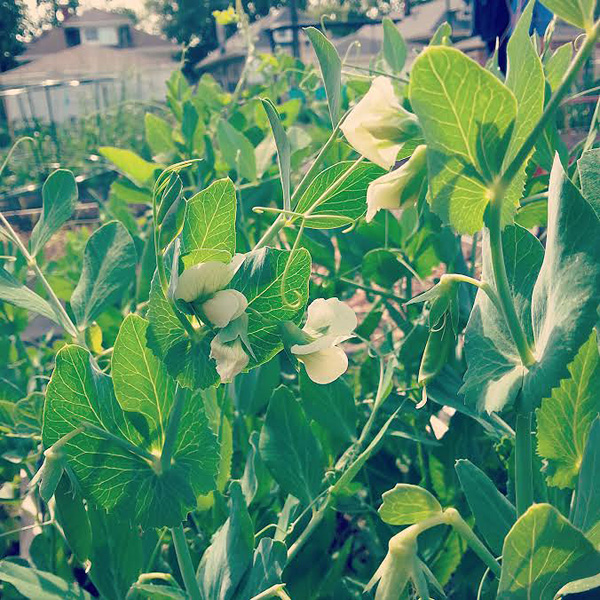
<box><xmin>515</xmin><ymin>412</ymin><xmax>534</xmax><ymax>516</ymax></box>
<box><xmin>287</xmin><ymin>505</ymin><xmax>327</xmax><ymax>562</ymax></box>
<box><xmin>160</xmin><ymin>386</ymin><xmax>185</xmax><ymax>473</ymax></box>
<box><xmin>171</xmin><ymin>524</ymin><xmax>202</xmax><ymax>600</ymax></box>
<box><xmin>440</xmin><ymin>273</ymin><xmax>503</xmax><ymax>314</ymax></box>
<box><xmin>81</xmin><ymin>422</ymin><xmax>157</xmax><ymax>465</ymax></box>
<box><xmin>500</xmin><ymin>19</ymin><xmax>600</xmax><ymax>189</ymax></box>
<box><xmin>485</xmin><ymin>199</ymin><xmax>536</xmax><ymax>367</ymax></box>
<box><xmin>444</xmin><ymin>509</ymin><xmax>501</xmax><ymax>578</ymax></box>
<box><xmin>0</xmin><ymin>212</ymin><xmax>78</xmax><ymax>337</ymax></box>
<box><xmin>338</xmin><ymin>277</ymin><xmax>406</xmax><ymax>303</ymax></box>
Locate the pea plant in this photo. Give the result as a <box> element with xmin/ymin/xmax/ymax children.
<box><xmin>1</xmin><ymin>0</ymin><xmax>600</xmax><ymax>598</ymax></box>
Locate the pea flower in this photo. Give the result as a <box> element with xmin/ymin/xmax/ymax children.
<box><xmin>341</xmin><ymin>76</ymin><xmax>421</xmax><ymax>169</ymax></box>
<box><xmin>366</xmin><ymin>145</ymin><xmax>427</xmax><ymax>222</ymax></box>
<box><xmin>283</xmin><ymin>298</ymin><xmax>357</xmax><ymax>385</ymax></box>
<box><xmin>209</xmin><ymin>313</ymin><xmax>253</xmax><ymax>382</ymax></box>
<box><xmin>174</xmin><ymin>254</ymin><xmax>246</xmax><ymax>328</ymax></box>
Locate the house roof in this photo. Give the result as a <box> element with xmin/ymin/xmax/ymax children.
<box><xmin>22</xmin><ymin>9</ymin><xmax>176</xmax><ymax>60</ymax></box>
<box><xmin>0</xmin><ymin>44</ymin><xmax>176</xmax><ymax>87</ymax></box>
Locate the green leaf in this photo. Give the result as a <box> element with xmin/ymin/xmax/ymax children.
<box><xmin>378</xmin><ymin>483</ymin><xmax>443</xmax><ymax>525</ymax></box>
<box><xmin>362</xmin><ymin>249</ymin><xmax>407</xmax><ymax>288</ymax></box>
<box><xmin>29</xmin><ymin>169</ymin><xmax>78</xmax><ymax>256</ymax></box>
<box><xmin>217</xmin><ymin>120</ymin><xmax>256</xmax><ymax>181</ymax></box>
<box><xmin>545</xmin><ymin>43</ymin><xmax>573</xmax><ymax>91</ymax></box>
<box><xmin>261</xmin><ymin>99</ymin><xmax>291</xmax><ymax>211</ymax></box>
<box><xmin>234</xmin><ymin>355</ymin><xmax>281</xmax><ymax>415</ymax></box>
<box><xmin>234</xmin><ymin>538</ymin><xmax>287</xmax><ymax>600</ymax></box>
<box><xmin>197</xmin><ymin>482</ymin><xmax>254</xmax><ymax>600</ymax></box>
<box><xmin>71</xmin><ymin>221</ymin><xmax>137</xmax><ymax>329</ymax></box>
<box><xmin>498</xmin><ymin>504</ymin><xmax>600</xmax><ymax>600</ymax></box>
<box><xmin>127</xmin><ymin>584</ymin><xmax>187</xmax><ymax>599</ymax></box>
<box><xmin>295</xmin><ymin>161</ymin><xmax>385</xmax><ymax>229</ymax></box>
<box><xmin>555</xmin><ymin>573</ymin><xmax>600</xmax><ymax>598</ymax></box>
<box><xmin>0</xmin><ymin>266</ymin><xmax>59</xmax><ymax>323</ymax></box>
<box><xmin>463</xmin><ymin>157</ymin><xmax>600</xmax><ymax>413</ymax></box>
<box><xmin>504</xmin><ymin>1</ymin><xmax>545</xmax><ymax>167</ymax></box>
<box><xmin>99</xmin><ymin>147</ymin><xmax>160</xmax><ymax>187</ymax></box>
<box><xmin>259</xmin><ymin>386</ymin><xmax>325</xmax><ymax>505</ymax></box>
<box><xmin>409</xmin><ymin>46</ymin><xmax>517</xmax><ymax>234</ymax></box>
<box><xmin>230</xmin><ymin>247</ymin><xmax>311</xmax><ymax>368</ymax></box>
<box><xmin>146</xmin><ymin>272</ymin><xmax>219</xmax><ymax>390</ymax></box>
<box><xmin>539</xmin><ymin>0</ymin><xmax>594</xmax><ymax>29</ymax></box>
<box><xmin>455</xmin><ymin>459</ymin><xmax>516</xmax><ymax>554</ymax></box>
<box><xmin>86</xmin><ymin>507</ymin><xmax>144</xmax><ymax>600</ymax></box>
<box><xmin>145</xmin><ymin>113</ymin><xmax>175</xmax><ymax>159</ymax></box>
<box><xmin>112</xmin><ymin>314</ymin><xmax>177</xmax><ymax>451</ymax></box>
<box><xmin>572</xmin><ymin>417</ymin><xmax>600</xmax><ymax>538</ymax></box>
<box><xmin>299</xmin><ymin>370</ymin><xmax>357</xmax><ymax>444</ymax></box>
<box><xmin>181</xmin><ymin>101</ymin><xmax>199</xmax><ymax>150</ymax></box>
<box><xmin>181</xmin><ymin>178</ymin><xmax>237</xmax><ymax>267</ymax></box>
<box><xmin>382</xmin><ymin>17</ymin><xmax>407</xmax><ymax>73</ymax></box>
<box><xmin>536</xmin><ymin>333</ymin><xmax>600</xmax><ymax>488</ymax></box>
<box><xmin>42</xmin><ymin>343</ymin><xmax>219</xmax><ymax>528</ymax></box>
<box><xmin>578</xmin><ymin>148</ymin><xmax>600</xmax><ymax>218</ymax></box>
<box><xmin>54</xmin><ymin>476</ymin><xmax>92</xmax><ymax>563</ymax></box>
<box><xmin>0</xmin><ymin>560</ymin><xmax>92</xmax><ymax>600</ymax></box>
<box><xmin>305</xmin><ymin>27</ymin><xmax>342</xmax><ymax>127</ymax></box>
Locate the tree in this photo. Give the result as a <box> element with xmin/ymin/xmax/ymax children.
<box><xmin>0</xmin><ymin>0</ymin><xmax>27</xmax><ymax>72</ymax></box>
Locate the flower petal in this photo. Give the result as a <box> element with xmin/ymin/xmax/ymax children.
<box><xmin>202</xmin><ymin>289</ymin><xmax>248</xmax><ymax>328</ymax></box>
<box><xmin>209</xmin><ymin>337</ymin><xmax>249</xmax><ymax>383</ymax></box>
<box><xmin>175</xmin><ymin>260</ymin><xmax>237</xmax><ymax>302</ymax></box>
<box><xmin>303</xmin><ymin>297</ymin><xmax>357</xmax><ymax>338</ymax></box>
<box><xmin>298</xmin><ymin>345</ymin><xmax>349</xmax><ymax>385</ymax></box>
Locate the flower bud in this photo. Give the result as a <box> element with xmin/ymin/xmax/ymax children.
<box><xmin>366</xmin><ymin>145</ymin><xmax>427</xmax><ymax>222</ymax></box>
<box><xmin>202</xmin><ymin>289</ymin><xmax>248</xmax><ymax>328</ymax></box>
<box><xmin>341</xmin><ymin>76</ymin><xmax>421</xmax><ymax>169</ymax></box>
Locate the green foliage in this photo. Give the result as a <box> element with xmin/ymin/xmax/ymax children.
<box><xmin>378</xmin><ymin>484</ymin><xmax>443</xmax><ymax>525</ymax></box>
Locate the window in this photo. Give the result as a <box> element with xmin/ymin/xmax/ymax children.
<box><xmin>84</xmin><ymin>27</ymin><xmax>99</xmax><ymax>41</ymax></box>
<box><xmin>64</xmin><ymin>27</ymin><xmax>81</xmax><ymax>47</ymax></box>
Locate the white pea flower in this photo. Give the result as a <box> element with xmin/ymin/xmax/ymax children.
<box><xmin>209</xmin><ymin>337</ymin><xmax>249</xmax><ymax>383</ymax></box>
<box><xmin>290</xmin><ymin>298</ymin><xmax>357</xmax><ymax>385</ymax></box>
<box><xmin>366</xmin><ymin>145</ymin><xmax>427</xmax><ymax>222</ymax></box>
<box><xmin>174</xmin><ymin>254</ymin><xmax>247</xmax><ymax>328</ymax></box>
<box><xmin>202</xmin><ymin>289</ymin><xmax>248</xmax><ymax>328</ymax></box>
<box><xmin>341</xmin><ymin>76</ymin><xmax>420</xmax><ymax>169</ymax></box>
<box><xmin>175</xmin><ymin>254</ymin><xmax>245</xmax><ymax>303</ymax></box>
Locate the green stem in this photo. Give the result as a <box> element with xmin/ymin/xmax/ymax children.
<box><xmin>485</xmin><ymin>199</ymin><xmax>536</xmax><ymax>367</ymax></box>
<box><xmin>445</xmin><ymin>509</ymin><xmax>502</xmax><ymax>578</ymax></box>
<box><xmin>338</xmin><ymin>277</ymin><xmax>406</xmax><ymax>303</ymax></box>
<box><xmin>171</xmin><ymin>524</ymin><xmax>202</xmax><ymax>600</ymax></box>
<box><xmin>160</xmin><ymin>386</ymin><xmax>185</xmax><ymax>473</ymax></box>
<box><xmin>500</xmin><ymin>19</ymin><xmax>600</xmax><ymax>189</ymax></box>
<box><xmin>0</xmin><ymin>212</ymin><xmax>78</xmax><ymax>337</ymax></box>
<box><xmin>287</xmin><ymin>505</ymin><xmax>327</xmax><ymax>562</ymax></box>
<box><xmin>440</xmin><ymin>273</ymin><xmax>503</xmax><ymax>314</ymax></box>
<box><xmin>515</xmin><ymin>412</ymin><xmax>534</xmax><ymax>516</ymax></box>
<box><xmin>81</xmin><ymin>422</ymin><xmax>158</xmax><ymax>465</ymax></box>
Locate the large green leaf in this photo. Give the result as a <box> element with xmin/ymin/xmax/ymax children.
<box><xmin>382</xmin><ymin>17</ymin><xmax>407</xmax><ymax>73</ymax></box>
<box><xmin>498</xmin><ymin>504</ymin><xmax>600</xmax><ymax>600</ymax></box>
<box><xmin>29</xmin><ymin>169</ymin><xmax>78</xmax><ymax>256</ymax></box>
<box><xmin>294</xmin><ymin>161</ymin><xmax>385</xmax><ymax>229</ymax></box>
<box><xmin>462</xmin><ymin>157</ymin><xmax>600</xmax><ymax>413</ymax></box>
<box><xmin>146</xmin><ymin>272</ymin><xmax>219</xmax><ymax>390</ymax></box>
<box><xmin>536</xmin><ymin>332</ymin><xmax>600</xmax><ymax>488</ymax></box>
<box><xmin>197</xmin><ymin>482</ymin><xmax>254</xmax><ymax>600</ymax></box>
<box><xmin>572</xmin><ymin>417</ymin><xmax>600</xmax><ymax>542</ymax></box>
<box><xmin>0</xmin><ymin>560</ymin><xmax>92</xmax><ymax>600</ymax></box>
<box><xmin>378</xmin><ymin>484</ymin><xmax>442</xmax><ymax>525</ymax></box>
<box><xmin>216</xmin><ymin>120</ymin><xmax>256</xmax><ymax>181</ymax></box>
<box><xmin>230</xmin><ymin>247</ymin><xmax>311</xmax><ymax>367</ymax></box>
<box><xmin>70</xmin><ymin>221</ymin><xmax>137</xmax><ymax>329</ymax></box>
<box><xmin>54</xmin><ymin>477</ymin><xmax>92</xmax><ymax>563</ymax></box>
<box><xmin>455</xmin><ymin>459</ymin><xmax>516</xmax><ymax>554</ymax></box>
<box><xmin>540</xmin><ymin>0</ymin><xmax>595</xmax><ymax>28</ymax></box>
<box><xmin>112</xmin><ymin>314</ymin><xmax>177</xmax><ymax>452</ymax></box>
<box><xmin>181</xmin><ymin>178</ymin><xmax>237</xmax><ymax>267</ymax></box>
<box><xmin>409</xmin><ymin>46</ymin><xmax>517</xmax><ymax>234</ymax></box>
<box><xmin>262</xmin><ymin>99</ymin><xmax>291</xmax><ymax>210</ymax></box>
<box><xmin>0</xmin><ymin>266</ymin><xmax>59</xmax><ymax>323</ymax></box>
<box><xmin>305</xmin><ymin>27</ymin><xmax>342</xmax><ymax>127</ymax></box>
<box><xmin>99</xmin><ymin>147</ymin><xmax>160</xmax><ymax>187</ymax></box>
<box><xmin>578</xmin><ymin>148</ymin><xmax>600</xmax><ymax>217</ymax></box>
<box><xmin>234</xmin><ymin>538</ymin><xmax>287</xmax><ymax>599</ymax></box>
<box><xmin>145</xmin><ymin>113</ymin><xmax>175</xmax><ymax>159</ymax></box>
<box><xmin>299</xmin><ymin>370</ymin><xmax>357</xmax><ymax>443</ymax></box>
<box><xmin>259</xmin><ymin>386</ymin><xmax>325</xmax><ymax>505</ymax></box>
<box><xmin>42</xmin><ymin>343</ymin><xmax>219</xmax><ymax>528</ymax></box>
